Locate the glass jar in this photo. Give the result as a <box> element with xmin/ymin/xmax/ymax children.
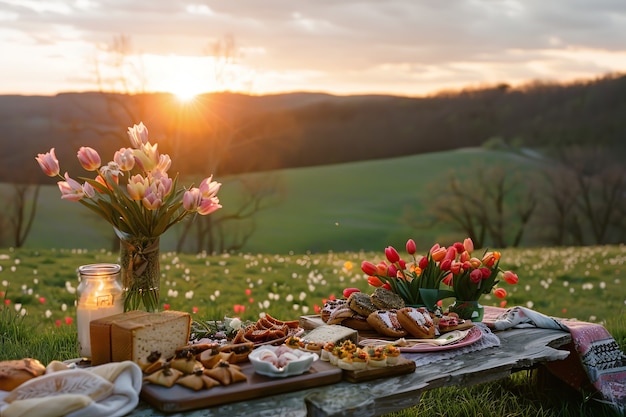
<box><xmin>76</xmin><ymin>263</ymin><xmax>124</xmax><ymax>358</ymax></box>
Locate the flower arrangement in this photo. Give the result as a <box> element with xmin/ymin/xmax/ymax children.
<box><xmin>361</xmin><ymin>237</ymin><xmax>519</xmax><ymax>310</ymax></box>
<box><xmin>35</xmin><ymin>122</ymin><xmax>222</xmax><ymax>237</ymax></box>
<box><xmin>36</xmin><ymin>122</ymin><xmax>222</xmax><ymax>311</ymax></box>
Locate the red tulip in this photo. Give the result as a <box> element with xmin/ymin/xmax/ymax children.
<box><xmin>361</xmin><ymin>261</ymin><xmax>378</xmax><ymax>276</ymax></box>
<box><xmin>470</xmin><ymin>269</ymin><xmax>483</xmax><ymax>284</ymax></box>
<box><xmin>406</xmin><ymin>239</ymin><xmax>416</xmax><ymax>255</ymax></box>
<box><xmin>343</xmin><ymin>288</ymin><xmax>361</xmax><ymax>298</ymax></box>
<box><xmin>453</xmin><ymin>242</ymin><xmax>465</xmax><ymax>253</ymax></box>
<box><xmin>385</xmin><ymin>246</ymin><xmax>400</xmax><ymax>263</ymax></box>
<box><xmin>503</xmin><ymin>270</ymin><xmax>519</xmax><ymax>285</ymax></box>
<box><xmin>440</xmin><ymin>259</ymin><xmax>452</xmax><ymax>271</ymax></box>
<box><xmin>418</xmin><ymin>255</ymin><xmax>429</xmax><ymax>269</ymax></box>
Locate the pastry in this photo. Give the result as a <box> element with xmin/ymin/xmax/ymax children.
<box><xmin>347</xmin><ymin>292</ymin><xmax>378</xmax><ymax>317</ymax></box>
<box><xmin>366</xmin><ymin>310</ymin><xmax>408</xmax><ymax>338</ymax></box>
<box><xmin>370</xmin><ymin>288</ymin><xmax>406</xmax><ymax>310</ymax></box>
<box><xmin>321</xmin><ymin>299</ymin><xmax>347</xmax><ymax>323</ymax></box>
<box><xmin>0</xmin><ymin>358</ymin><xmax>46</xmax><ymax>391</ymax></box>
<box><xmin>396</xmin><ymin>307</ymin><xmax>436</xmax><ymax>339</ymax></box>
<box><xmin>143</xmin><ymin>365</ymin><xmax>183</xmax><ymax>388</ymax></box>
<box><xmin>436</xmin><ymin>313</ymin><xmax>474</xmax><ymax>333</ymax></box>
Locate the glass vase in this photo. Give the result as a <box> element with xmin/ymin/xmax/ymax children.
<box><xmin>116</xmin><ymin>229</ymin><xmax>161</xmax><ymax>312</ymax></box>
<box><xmin>448</xmin><ymin>300</ymin><xmax>484</xmax><ymax>322</ymax></box>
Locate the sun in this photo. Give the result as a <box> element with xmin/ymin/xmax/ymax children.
<box><xmin>171</xmin><ymin>78</ymin><xmax>203</xmax><ymax>102</ymax></box>
<box><xmin>143</xmin><ymin>55</ymin><xmax>215</xmax><ymax>101</ymax></box>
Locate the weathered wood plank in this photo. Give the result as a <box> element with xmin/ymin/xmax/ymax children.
<box><xmin>127</xmin><ymin>327</ymin><xmax>571</xmax><ymax>417</ymax></box>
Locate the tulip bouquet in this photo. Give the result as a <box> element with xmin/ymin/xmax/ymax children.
<box><xmin>361</xmin><ymin>238</ymin><xmax>519</xmax><ymax>310</ymax></box>
<box><xmin>360</xmin><ymin>239</ymin><xmax>455</xmax><ymax>308</ymax></box>
<box><xmin>36</xmin><ymin>122</ymin><xmax>222</xmax><ymax>311</ymax></box>
<box><xmin>36</xmin><ymin>122</ymin><xmax>221</xmax><ymax>238</ymax></box>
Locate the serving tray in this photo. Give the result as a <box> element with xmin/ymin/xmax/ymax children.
<box><xmin>140</xmin><ymin>359</ymin><xmax>342</xmax><ymax>413</ymax></box>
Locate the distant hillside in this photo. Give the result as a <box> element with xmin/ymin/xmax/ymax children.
<box><xmin>2</xmin><ymin>73</ymin><xmax>625</xmax><ymax>184</ymax></box>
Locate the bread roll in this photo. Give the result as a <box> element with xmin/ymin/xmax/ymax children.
<box><xmin>366</xmin><ymin>310</ymin><xmax>408</xmax><ymax>338</ymax></box>
<box><xmin>370</xmin><ymin>288</ymin><xmax>405</xmax><ymax>310</ymax></box>
<box><xmin>396</xmin><ymin>307</ymin><xmax>436</xmax><ymax>339</ymax></box>
<box><xmin>347</xmin><ymin>292</ymin><xmax>378</xmax><ymax>317</ymax></box>
<box><xmin>0</xmin><ymin>358</ymin><xmax>46</xmax><ymax>391</ymax></box>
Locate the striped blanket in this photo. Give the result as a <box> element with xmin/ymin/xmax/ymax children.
<box><xmin>483</xmin><ymin>306</ymin><xmax>626</xmax><ymax>413</ymax></box>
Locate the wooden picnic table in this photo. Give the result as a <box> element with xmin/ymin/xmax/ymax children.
<box><xmin>128</xmin><ymin>325</ymin><xmax>571</xmax><ymax>417</ymax></box>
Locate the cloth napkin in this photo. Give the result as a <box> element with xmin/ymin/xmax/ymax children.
<box><xmin>0</xmin><ymin>361</ymin><xmax>143</xmax><ymax>417</ymax></box>
<box><xmin>483</xmin><ymin>305</ymin><xmax>626</xmax><ymax>413</ymax></box>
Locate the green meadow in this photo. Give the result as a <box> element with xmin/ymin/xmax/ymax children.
<box><xmin>23</xmin><ymin>147</ymin><xmax>536</xmax><ymax>253</ymax></box>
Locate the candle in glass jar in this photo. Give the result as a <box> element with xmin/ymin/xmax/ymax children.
<box><xmin>76</xmin><ymin>264</ymin><xmax>124</xmax><ymax>358</ymax></box>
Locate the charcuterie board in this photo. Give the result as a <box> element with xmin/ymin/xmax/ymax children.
<box><xmin>140</xmin><ymin>359</ymin><xmax>342</xmax><ymax>413</ymax></box>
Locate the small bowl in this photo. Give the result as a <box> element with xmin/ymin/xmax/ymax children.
<box><xmin>249</xmin><ymin>345</ymin><xmax>318</xmax><ymax>378</ymax></box>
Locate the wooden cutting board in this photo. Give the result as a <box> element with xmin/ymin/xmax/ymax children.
<box><xmin>341</xmin><ymin>357</ymin><xmax>416</xmax><ymax>383</ymax></box>
<box><xmin>140</xmin><ymin>360</ymin><xmax>342</xmax><ymax>413</ymax></box>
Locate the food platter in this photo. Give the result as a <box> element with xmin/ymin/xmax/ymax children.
<box><xmin>397</xmin><ymin>326</ymin><xmax>482</xmax><ymax>353</ymax></box>
<box><xmin>358</xmin><ymin>326</ymin><xmax>482</xmax><ymax>353</ymax></box>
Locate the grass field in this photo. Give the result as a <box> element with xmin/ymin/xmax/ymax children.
<box><xmin>1</xmin><ymin>245</ymin><xmax>625</xmax><ymax>417</ymax></box>
<box><xmin>1</xmin><ymin>244</ymin><xmax>624</xmax><ymax>341</ymax></box>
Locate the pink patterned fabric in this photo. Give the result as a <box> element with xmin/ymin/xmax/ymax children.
<box><xmin>483</xmin><ymin>306</ymin><xmax>626</xmax><ymax>412</ymax></box>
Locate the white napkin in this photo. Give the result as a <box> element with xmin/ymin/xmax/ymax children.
<box><xmin>0</xmin><ymin>361</ymin><xmax>143</xmax><ymax>417</ymax></box>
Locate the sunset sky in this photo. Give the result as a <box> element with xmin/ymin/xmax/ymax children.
<box><xmin>2</xmin><ymin>0</ymin><xmax>626</xmax><ymax>98</ymax></box>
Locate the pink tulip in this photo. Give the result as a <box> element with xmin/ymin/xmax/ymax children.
<box><xmin>463</xmin><ymin>237</ymin><xmax>474</xmax><ymax>253</ymax></box>
<box><xmin>197</xmin><ymin>197</ymin><xmax>222</xmax><ymax>215</ymax></box>
<box><xmin>77</xmin><ymin>146</ymin><xmax>101</xmax><ymax>171</ymax></box>
<box><xmin>405</xmin><ymin>239</ymin><xmax>416</xmax><ymax>255</ymax></box>
<box><xmin>58</xmin><ymin>173</ymin><xmax>86</xmax><ymax>201</ymax></box>
<box><xmin>114</xmin><ymin>148</ymin><xmax>136</xmax><ymax>171</ymax></box>
<box><xmin>183</xmin><ymin>188</ymin><xmax>201</xmax><ymax>211</ymax></box>
<box><xmin>127</xmin><ymin>122</ymin><xmax>149</xmax><ymax>148</ymax></box>
<box><xmin>199</xmin><ymin>176</ymin><xmax>221</xmax><ymax>199</ymax></box>
<box><xmin>385</xmin><ymin>246</ymin><xmax>400</xmax><ymax>263</ymax></box>
<box><xmin>35</xmin><ymin>148</ymin><xmax>60</xmax><ymax>177</ymax></box>
<box><xmin>142</xmin><ymin>187</ymin><xmax>163</xmax><ymax>210</ymax></box>
<box><xmin>156</xmin><ymin>154</ymin><xmax>172</xmax><ymax>173</ymax></box>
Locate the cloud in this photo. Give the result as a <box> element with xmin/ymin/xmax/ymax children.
<box><xmin>1</xmin><ymin>0</ymin><xmax>625</xmax><ymax>96</ymax></box>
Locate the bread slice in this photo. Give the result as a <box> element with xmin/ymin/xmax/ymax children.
<box><xmin>111</xmin><ymin>311</ymin><xmax>191</xmax><ymax>363</ymax></box>
<box><xmin>89</xmin><ymin>310</ymin><xmax>148</xmax><ymax>365</ymax></box>
<box><xmin>370</xmin><ymin>288</ymin><xmax>406</xmax><ymax>310</ymax></box>
<box><xmin>302</xmin><ymin>324</ymin><xmax>358</xmax><ymax>345</ymax></box>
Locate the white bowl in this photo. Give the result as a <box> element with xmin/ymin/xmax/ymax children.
<box><xmin>249</xmin><ymin>345</ymin><xmax>318</xmax><ymax>378</ymax></box>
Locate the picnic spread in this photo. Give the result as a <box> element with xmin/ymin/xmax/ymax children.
<box><xmin>1</xmin><ymin>303</ymin><xmax>624</xmax><ymax>417</ymax></box>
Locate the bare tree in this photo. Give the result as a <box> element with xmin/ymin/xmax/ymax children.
<box><xmin>540</xmin><ymin>146</ymin><xmax>626</xmax><ymax>245</ymax></box>
<box><xmin>417</xmin><ymin>163</ymin><xmax>538</xmax><ymax>248</ymax></box>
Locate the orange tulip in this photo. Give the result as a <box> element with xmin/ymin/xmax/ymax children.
<box><xmin>494</xmin><ymin>288</ymin><xmax>507</xmax><ymax>299</ymax></box>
